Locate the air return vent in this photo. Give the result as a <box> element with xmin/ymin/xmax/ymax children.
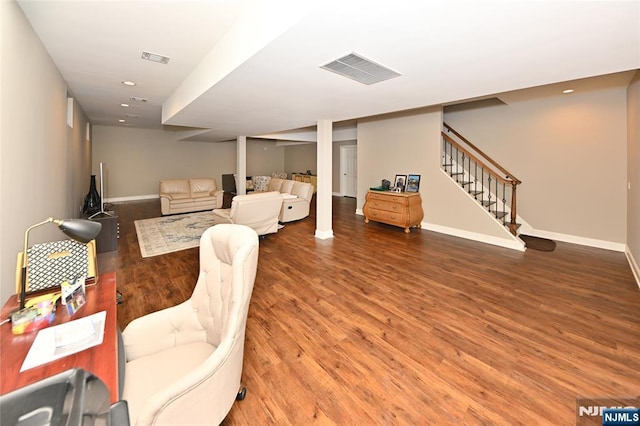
<box><xmin>321</xmin><ymin>53</ymin><xmax>400</xmax><ymax>85</ymax></box>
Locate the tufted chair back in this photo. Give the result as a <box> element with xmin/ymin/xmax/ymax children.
<box><xmin>192</xmin><ymin>224</ymin><xmax>259</xmax><ymax>346</ymax></box>
<box><xmin>122</xmin><ymin>224</ymin><xmax>259</xmax><ymax>425</ymax></box>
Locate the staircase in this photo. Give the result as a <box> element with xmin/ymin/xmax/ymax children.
<box><xmin>441</xmin><ymin>123</ymin><xmax>522</xmax><ymax>235</ymax></box>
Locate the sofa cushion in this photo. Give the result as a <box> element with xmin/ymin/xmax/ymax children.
<box><xmin>160</xmin><ymin>179</ymin><xmax>190</xmax><ymax>195</ymax></box>
<box><xmin>291</xmin><ymin>181</ymin><xmax>313</xmax><ymax>201</ymax></box>
<box><xmin>193</xmin><ymin>196</ymin><xmax>218</xmax><ymax>203</ymax></box>
<box><xmin>124</xmin><ymin>341</ymin><xmax>215</xmax><ymax>425</ymax></box>
<box><xmin>190</xmin><ymin>178</ymin><xmax>217</xmax><ymax>198</ymax></box>
<box><xmin>170</xmin><ymin>197</ymin><xmax>197</xmax><ymax>205</ymax></box>
<box><xmin>268</xmin><ymin>178</ymin><xmax>283</xmax><ymax>192</ymax></box>
<box><xmin>280</xmin><ymin>180</ymin><xmax>294</xmax><ymax>194</ymax></box>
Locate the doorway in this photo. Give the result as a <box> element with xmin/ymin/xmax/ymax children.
<box><xmin>340</xmin><ymin>145</ymin><xmax>357</xmax><ymax>198</ymax></box>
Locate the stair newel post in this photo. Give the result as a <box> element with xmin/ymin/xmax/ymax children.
<box><xmin>509</xmin><ymin>181</ymin><xmax>518</xmax><ymax>235</ymax></box>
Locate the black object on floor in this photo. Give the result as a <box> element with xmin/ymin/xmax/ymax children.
<box><xmin>520</xmin><ymin>235</ymin><xmax>556</xmax><ymax>252</ymax></box>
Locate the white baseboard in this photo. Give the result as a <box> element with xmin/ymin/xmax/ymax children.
<box><xmin>625</xmin><ymin>246</ymin><xmax>640</xmax><ymax>290</ymax></box>
<box><xmin>523</xmin><ymin>228</ymin><xmax>626</xmax><ymax>252</ymax></box>
<box><xmin>105</xmin><ymin>194</ymin><xmax>159</xmax><ymax>203</ymax></box>
<box><xmin>315</xmin><ymin>229</ymin><xmax>334</xmax><ymax>239</ymax></box>
<box><xmin>356</xmin><ymin>209</ymin><xmax>524</xmax><ymax>250</ymax></box>
<box><xmin>422</xmin><ymin>222</ymin><xmax>526</xmax><ymax>251</ymax></box>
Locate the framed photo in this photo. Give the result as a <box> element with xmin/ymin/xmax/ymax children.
<box><xmin>406</xmin><ymin>174</ymin><xmax>421</xmax><ymax>192</ymax></box>
<box><xmin>394</xmin><ymin>174</ymin><xmax>407</xmax><ymax>191</ymax></box>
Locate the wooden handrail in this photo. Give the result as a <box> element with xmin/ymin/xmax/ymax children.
<box><xmin>443</xmin><ymin>123</ymin><xmax>521</xmax><ymax>184</ymax></box>
<box><xmin>441</xmin><ymin>132</ymin><xmax>515</xmax><ymax>186</ymax></box>
<box><xmin>441</xmin><ymin>127</ymin><xmax>521</xmax><ymax>235</ymax></box>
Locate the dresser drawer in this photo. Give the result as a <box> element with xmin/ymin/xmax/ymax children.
<box><xmin>367</xmin><ymin>192</ymin><xmax>406</xmax><ymax>204</ymax></box>
<box><xmin>366</xmin><ymin>198</ymin><xmax>404</xmax><ymax>213</ymax></box>
<box><xmin>365</xmin><ymin>208</ymin><xmax>407</xmax><ymax>226</ymax></box>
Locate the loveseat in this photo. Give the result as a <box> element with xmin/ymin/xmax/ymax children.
<box><xmin>159</xmin><ymin>178</ymin><xmax>224</xmax><ymax>215</ymax></box>
<box><xmin>268</xmin><ymin>178</ymin><xmax>314</xmax><ymax>223</ymax></box>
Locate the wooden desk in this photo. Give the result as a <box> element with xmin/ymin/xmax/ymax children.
<box><xmin>0</xmin><ymin>272</ymin><xmax>119</xmax><ymax>403</ymax></box>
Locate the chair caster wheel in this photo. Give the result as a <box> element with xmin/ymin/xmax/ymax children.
<box><xmin>236</xmin><ymin>387</ymin><xmax>247</xmax><ymax>401</ymax></box>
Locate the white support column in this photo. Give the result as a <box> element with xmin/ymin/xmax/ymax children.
<box><xmin>237</xmin><ymin>136</ymin><xmax>247</xmax><ymax>195</ymax></box>
<box><xmin>315</xmin><ymin>120</ymin><xmax>334</xmax><ymax>239</ymax></box>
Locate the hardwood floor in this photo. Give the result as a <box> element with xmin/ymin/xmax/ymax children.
<box><xmin>100</xmin><ymin>196</ymin><xmax>640</xmax><ymax>425</ymax></box>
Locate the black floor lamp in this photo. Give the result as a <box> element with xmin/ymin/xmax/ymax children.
<box><xmin>19</xmin><ymin>218</ymin><xmax>102</xmax><ymax>311</ymax></box>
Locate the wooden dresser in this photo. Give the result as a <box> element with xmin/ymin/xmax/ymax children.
<box><xmin>363</xmin><ymin>190</ymin><xmax>424</xmax><ymax>233</ymax></box>
<box><xmin>291</xmin><ymin>173</ymin><xmax>317</xmax><ymax>193</ymax></box>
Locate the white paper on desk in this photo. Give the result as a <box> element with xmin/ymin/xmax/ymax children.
<box><xmin>20</xmin><ymin>310</ymin><xmax>107</xmax><ymax>372</ymax></box>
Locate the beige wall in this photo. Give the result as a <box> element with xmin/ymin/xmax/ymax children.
<box><xmin>1</xmin><ymin>1</ymin><xmax>91</xmax><ymax>304</ymax></box>
<box><xmin>357</xmin><ymin>108</ymin><xmax>517</xmax><ymax>244</ymax></box>
<box><xmin>283</xmin><ymin>140</ymin><xmax>358</xmax><ymax>193</ymax></box>
<box><xmin>284</xmin><ymin>143</ymin><xmax>316</xmax><ymax>176</ymax></box>
<box><xmin>246</xmin><ymin>139</ymin><xmax>285</xmax><ymax>178</ymax></box>
<box><xmin>445</xmin><ymin>85</ymin><xmax>628</xmax><ymax>244</ymax></box>
<box><xmin>628</xmin><ymin>71</ymin><xmax>640</xmax><ymax>283</ymax></box>
<box><xmin>92</xmin><ymin>126</ymin><xmax>237</xmax><ymax>198</ymax></box>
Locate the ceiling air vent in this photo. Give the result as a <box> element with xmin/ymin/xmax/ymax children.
<box><xmin>141</xmin><ymin>51</ymin><xmax>170</xmax><ymax>64</ymax></box>
<box><xmin>321</xmin><ymin>53</ymin><xmax>400</xmax><ymax>85</ymax></box>
<box><xmin>130</xmin><ymin>97</ymin><xmax>148</xmax><ymax>103</ymax></box>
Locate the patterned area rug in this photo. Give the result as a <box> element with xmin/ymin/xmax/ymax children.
<box><xmin>134</xmin><ymin>211</ymin><xmax>222</xmax><ymax>258</ymax></box>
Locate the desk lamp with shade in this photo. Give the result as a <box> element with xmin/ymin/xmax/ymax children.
<box><xmin>19</xmin><ymin>218</ymin><xmax>102</xmax><ymax>311</ymax></box>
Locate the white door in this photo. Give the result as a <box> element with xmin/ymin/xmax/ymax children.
<box><xmin>340</xmin><ymin>145</ymin><xmax>357</xmax><ymax>197</ymax></box>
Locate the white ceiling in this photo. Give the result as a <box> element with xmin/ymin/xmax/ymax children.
<box><xmin>17</xmin><ymin>0</ymin><xmax>640</xmax><ymax>142</ymax></box>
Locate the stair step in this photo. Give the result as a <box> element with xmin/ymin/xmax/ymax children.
<box><xmin>481</xmin><ymin>200</ymin><xmax>495</xmax><ymax>206</ymax></box>
<box><xmin>460</xmin><ymin>181</ymin><xmax>474</xmax><ymax>186</ymax></box>
<box><xmin>470</xmin><ymin>190</ymin><xmax>484</xmax><ymax>197</ymax></box>
<box><xmin>490</xmin><ymin>210</ymin><xmax>508</xmax><ymax>219</ymax></box>
<box><xmin>442</xmin><ymin>163</ymin><xmax>453</xmax><ymax>167</ymax></box>
<box><xmin>450</xmin><ymin>172</ymin><xmax>464</xmax><ymax>176</ymax></box>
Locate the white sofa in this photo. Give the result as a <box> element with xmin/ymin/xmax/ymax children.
<box><xmin>212</xmin><ymin>191</ymin><xmax>284</xmax><ymax>236</ymax></box>
<box><xmin>268</xmin><ymin>178</ymin><xmax>314</xmax><ymax>223</ymax></box>
<box><xmin>159</xmin><ymin>178</ymin><xmax>224</xmax><ymax>215</ymax></box>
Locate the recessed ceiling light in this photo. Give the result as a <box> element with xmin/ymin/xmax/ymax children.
<box><xmin>120</xmin><ymin>103</ymin><xmax>130</xmax><ymax>107</ymax></box>
<box><xmin>562</xmin><ymin>89</ymin><xmax>574</xmax><ymax>94</ymax></box>
<box><xmin>141</xmin><ymin>51</ymin><xmax>170</xmax><ymax>64</ymax></box>
<box><xmin>118</xmin><ymin>119</ymin><xmax>126</xmax><ymax>123</ymax></box>
<box><xmin>122</xmin><ymin>81</ymin><xmax>136</xmax><ymax>86</ymax></box>
<box><xmin>130</xmin><ymin>96</ymin><xmax>148</xmax><ymax>103</ymax></box>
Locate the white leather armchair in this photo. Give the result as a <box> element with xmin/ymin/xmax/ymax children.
<box><xmin>268</xmin><ymin>178</ymin><xmax>314</xmax><ymax>222</ymax></box>
<box><xmin>212</xmin><ymin>191</ymin><xmax>283</xmax><ymax>236</ymax></box>
<box><xmin>121</xmin><ymin>224</ymin><xmax>259</xmax><ymax>425</ymax></box>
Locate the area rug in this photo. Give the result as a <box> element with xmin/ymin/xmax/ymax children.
<box><xmin>134</xmin><ymin>211</ymin><xmax>221</xmax><ymax>258</ymax></box>
<box><xmin>520</xmin><ymin>234</ymin><xmax>556</xmax><ymax>252</ymax></box>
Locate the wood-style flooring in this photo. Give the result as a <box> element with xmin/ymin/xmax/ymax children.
<box><xmin>99</xmin><ymin>196</ymin><xmax>640</xmax><ymax>425</ymax></box>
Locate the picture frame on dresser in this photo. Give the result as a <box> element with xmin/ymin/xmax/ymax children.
<box><xmin>406</xmin><ymin>174</ymin><xmax>421</xmax><ymax>192</ymax></box>
<box><xmin>393</xmin><ymin>174</ymin><xmax>407</xmax><ymax>191</ymax></box>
